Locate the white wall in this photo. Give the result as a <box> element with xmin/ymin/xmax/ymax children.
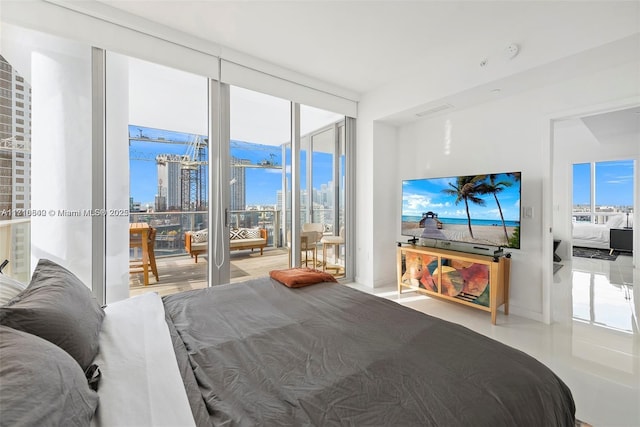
<box><xmin>357</xmin><ymin>57</ymin><xmax>640</xmax><ymax>321</ymax></box>
<box><xmin>371</xmin><ymin>122</ymin><xmax>398</xmax><ymax>287</ymax></box>
<box><xmin>395</xmin><ymin>96</ymin><xmax>546</xmax><ymax>319</ymax></box>
<box><xmin>552</xmin><ymin>118</ymin><xmax>639</xmax><ymax>261</ymax></box>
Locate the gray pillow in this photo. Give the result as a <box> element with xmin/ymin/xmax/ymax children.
<box><xmin>0</xmin><ymin>325</ymin><xmax>99</xmax><ymax>426</ymax></box>
<box><xmin>0</xmin><ymin>273</ymin><xmax>27</xmax><ymax>306</ymax></box>
<box><xmin>0</xmin><ymin>259</ymin><xmax>105</xmax><ymax>370</ymax></box>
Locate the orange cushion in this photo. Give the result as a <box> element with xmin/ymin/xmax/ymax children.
<box><xmin>269</xmin><ymin>268</ymin><xmax>337</xmax><ymax>288</ymax></box>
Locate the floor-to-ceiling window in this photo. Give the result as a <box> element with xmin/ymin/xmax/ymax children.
<box><xmin>299</xmin><ymin>105</ymin><xmax>346</xmax><ymax>276</ymax></box>
<box><xmin>573</xmin><ymin>159</ymin><xmax>634</xmax><ymax>226</ymax></box>
<box><xmin>0</xmin><ymin>54</ymin><xmax>31</xmax><ymax>282</ymax></box>
<box><xmin>1</xmin><ymin>24</ymin><xmax>92</xmax><ymax>289</ymax></box>
<box><xmin>228</xmin><ymin>86</ymin><xmax>290</xmax><ymax>280</ymax></box>
<box><xmin>105</xmin><ymin>52</ymin><xmax>209</xmax><ymax>299</ymax></box>
<box><xmin>0</xmin><ymin>15</ymin><xmax>354</xmax><ymax>302</ymax></box>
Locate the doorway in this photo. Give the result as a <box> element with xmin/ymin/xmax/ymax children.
<box><xmin>550</xmin><ymin>106</ymin><xmax>639</xmax><ymax>326</ymax></box>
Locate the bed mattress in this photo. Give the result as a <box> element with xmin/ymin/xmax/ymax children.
<box><xmin>163</xmin><ymin>277</ymin><xmax>576</xmax><ymax>426</ymax></box>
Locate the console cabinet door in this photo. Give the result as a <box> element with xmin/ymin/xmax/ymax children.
<box><xmin>442</xmin><ymin>259</ymin><xmax>491</xmax><ymax>307</ymax></box>
<box><xmin>400</xmin><ymin>251</ymin><xmax>439</xmax><ymax>292</ymax></box>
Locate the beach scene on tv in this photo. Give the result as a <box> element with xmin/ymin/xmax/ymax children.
<box><xmin>402</xmin><ymin>172</ymin><xmax>521</xmax><ymax>249</ymax></box>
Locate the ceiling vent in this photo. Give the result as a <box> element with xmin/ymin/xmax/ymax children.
<box><xmin>415</xmin><ymin>104</ymin><xmax>453</xmax><ymax>117</ymax></box>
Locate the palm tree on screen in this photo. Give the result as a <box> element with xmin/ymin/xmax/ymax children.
<box><xmin>442</xmin><ymin>176</ymin><xmax>486</xmax><ymax>239</ymax></box>
<box><xmin>481</xmin><ymin>174</ymin><xmax>513</xmax><ymax>242</ymax></box>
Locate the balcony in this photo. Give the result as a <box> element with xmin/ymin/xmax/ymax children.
<box><xmin>129</xmin><ymin>247</ymin><xmax>290</xmax><ymax>297</ymax></box>
<box><xmin>129</xmin><ymin>209</ymin><xmax>344</xmax><ymax>297</ymax></box>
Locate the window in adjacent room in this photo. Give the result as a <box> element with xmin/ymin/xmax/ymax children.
<box><xmin>572</xmin><ymin>159</ymin><xmax>634</xmax><ymax>226</ymax></box>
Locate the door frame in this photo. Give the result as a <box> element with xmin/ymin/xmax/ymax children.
<box><xmin>543</xmin><ymin>96</ymin><xmax>639</xmax><ymax>324</ymax></box>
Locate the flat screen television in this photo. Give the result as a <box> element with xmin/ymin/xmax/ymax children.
<box><xmin>401</xmin><ymin>172</ymin><xmax>521</xmax><ymax>249</ymax></box>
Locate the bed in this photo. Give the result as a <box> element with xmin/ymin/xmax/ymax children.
<box><xmin>572</xmin><ymin>214</ymin><xmax>630</xmax><ymax>250</ymax></box>
<box><xmin>0</xmin><ymin>260</ymin><xmax>576</xmax><ymax>426</ymax></box>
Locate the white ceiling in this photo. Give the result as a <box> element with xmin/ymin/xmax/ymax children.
<box><xmin>98</xmin><ymin>1</ymin><xmax>640</xmax><ymax>97</ymax></box>
<box><xmin>581</xmin><ymin>107</ymin><xmax>640</xmax><ymax>145</ymax></box>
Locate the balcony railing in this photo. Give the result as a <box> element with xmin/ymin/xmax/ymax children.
<box><xmin>129</xmin><ymin>208</ymin><xmax>342</xmax><ymax>259</ymax></box>
<box><xmin>572</xmin><ymin>211</ymin><xmax>631</xmax><ymax>225</ymax></box>
<box><xmin>130</xmin><ymin>209</ymin><xmax>284</xmax><ymax>257</ymax></box>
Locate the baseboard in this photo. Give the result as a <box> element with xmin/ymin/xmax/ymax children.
<box><xmin>507</xmin><ymin>305</ymin><xmax>543</xmax><ymax>323</ymax></box>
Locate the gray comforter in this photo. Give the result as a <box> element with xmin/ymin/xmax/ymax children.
<box><xmin>163</xmin><ymin>278</ymin><xmax>575</xmax><ymax>426</ymax></box>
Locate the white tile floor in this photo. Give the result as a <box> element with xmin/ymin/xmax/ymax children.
<box><xmin>349</xmin><ymin>252</ymin><xmax>639</xmax><ymax>427</ymax></box>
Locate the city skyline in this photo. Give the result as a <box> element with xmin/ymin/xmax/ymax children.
<box><xmin>129</xmin><ymin>125</ymin><xmax>335</xmax><ymax>209</ymax></box>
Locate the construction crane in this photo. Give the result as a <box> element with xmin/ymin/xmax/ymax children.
<box><xmin>129</xmin><ymin>129</ymin><xmax>208</xmax><ymax>212</ymax></box>
<box><xmin>180</xmin><ymin>135</ymin><xmax>208</xmax><ymax>212</ymax></box>
<box><xmin>129</xmin><ymin>131</ymin><xmax>285</xmax><ymax>212</ymax></box>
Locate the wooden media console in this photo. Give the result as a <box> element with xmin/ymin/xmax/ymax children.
<box><xmin>397</xmin><ymin>245</ymin><xmax>510</xmax><ymax>324</ymax></box>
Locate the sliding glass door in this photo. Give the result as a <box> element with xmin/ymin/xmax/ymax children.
<box><xmin>2</xmin><ymin>9</ymin><xmax>356</xmax><ymax>306</ymax></box>
<box><xmin>298</xmin><ymin>105</ymin><xmax>347</xmax><ymax>276</ymax></box>
<box><xmin>105</xmin><ymin>52</ymin><xmax>210</xmax><ymax>300</ymax></box>
<box><xmin>228</xmin><ymin>86</ymin><xmax>290</xmax><ymax>280</ymax></box>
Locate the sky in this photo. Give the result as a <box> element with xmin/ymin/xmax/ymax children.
<box><xmin>124</xmin><ymin>57</ymin><xmax>344</xmax><ymax>208</ymax></box>
<box><xmin>573</xmin><ymin>160</ymin><xmax>634</xmax><ymax>207</ymax></box>
<box><xmin>129</xmin><ymin>125</ymin><xmax>334</xmax><ymax>208</ymax></box>
<box><xmin>402</xmin><ymin>173</ymin><xmax>522</xmax><ymax>222</ymax></box>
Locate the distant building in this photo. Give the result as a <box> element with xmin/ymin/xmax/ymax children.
<box><xmin>231</xmin><ymin>157</ymin><xmax>251</xmax><ymax>210</ymax></box>
<box><xmin>0</xmin><ymin>55</ymin><xmax>31</xmax><ymax>215</ymax></box>
<box><xmin>129</xmin><ymin>199</ymin><xmax>143</xmax><ymax>212</ymax></box>
<box><xmin>0</xmin><ymin>55</ymin><xmax>31</xmax><ymax>279</ymax></box>
<box><xmin>155</xmin><ymin>195</ymin><xmax>167</xmax><ymax>212</ymax></box>
<box><xmin>156</xmin><ymin>154</ymin><xmax>182</xmax><ymax>210</ymax></box>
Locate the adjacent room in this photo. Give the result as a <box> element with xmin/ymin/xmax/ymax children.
<box><xmin>1</xmin><ymin>1</ymin><xmax>638</xmax><ymax>426</ymax></box>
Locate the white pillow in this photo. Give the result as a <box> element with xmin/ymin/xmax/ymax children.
<box><xmin>91</xmin><ymin>292</ymin><xmax>195</xmax><ymax>427</ymax></box>
<box><xmin>605</xmin><ymin>215</ymin><xmax>624</xmax><ymax>228</ymax></box>
<box><xmin>0</xmin><ymin>274</ymin><xmax>27</xmax><ymax>306</ymax></box>
<box><xmin>191</xmin><ymin>228</ymin><xmax>208</xmax><ymax>243</ymax></box>
<box><xmin>245</xmin><ymin>228</ymin><xmax>261</xmax><ymax>238</ymax></box>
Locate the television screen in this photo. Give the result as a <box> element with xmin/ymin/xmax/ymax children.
<box><xmin>401</xmin><ymin>172</ymin><xmax>521</xmax><ymax>249</ymax></box>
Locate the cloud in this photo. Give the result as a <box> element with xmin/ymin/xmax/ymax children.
<box><xmin>404</xmin><ymin>194</ymin><xmax>431</xmax><ymax>212</ymax></box>
<box><xmin>606</xmin><ymin>178</ymin><xmax>632</xmax><ymax>184</ymax></box>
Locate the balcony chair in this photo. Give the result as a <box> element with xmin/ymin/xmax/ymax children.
<box><xmin>321</xmin><ymin>226</ymin><xmax>345</xmax><ymax>274</ymax></box>
<box><xmin>129</xmin><ymin>225</ymin><xmax>159</xmax><ymax>285</ymax></box>
<box><xmin>302</xmin><ymin>223</ymin><xmax>324</xmax><ymax>260</ymax></box>
<box><xmin>287</xmin><ymin>230</ymin><xmax>320</xmax><ymax>267</ymax></box>
<box><xmin>302</xmin><ymin>222</ymin><xmax>324</xmax><ymax>241</ymax></box>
